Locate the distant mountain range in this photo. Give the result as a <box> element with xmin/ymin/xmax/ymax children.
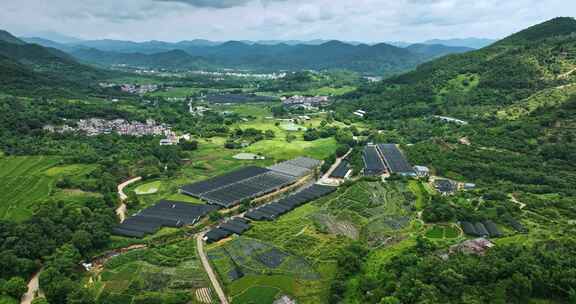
<box><xmin>20</xmin><ymin>36</ymin><xmax>474</xmax><ymax>75</ymax></box>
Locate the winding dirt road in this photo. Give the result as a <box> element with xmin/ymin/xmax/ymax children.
<box><xmin>21</xmin><ymin>269</ymin><xmax>43</xmax><ymax>304</ymax></box>
<box><xmin>196</xmin><ymin>233</ymin><xmax>229</xmax><ymax>304</ymax></box>
<box><xmin>116</xmin><ymin>176</ymin><xmax>142</xmax><ymax>222</ymax></box>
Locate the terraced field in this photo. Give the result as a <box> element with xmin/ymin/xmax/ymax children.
<box><xmin>92</xmin><ymin>239</ymin><xmax>213</xmax><ymax>304</ymax></box>
<box><xmin>212</xmin><ymin>180</ymin><xmax>425</xmax><ymax>303</ymax></box>
<box><xmin>0</xmin><ymin>156</ymin><xmax>95</xmax><ymax>221</ymax></box>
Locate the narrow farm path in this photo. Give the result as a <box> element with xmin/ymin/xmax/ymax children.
<box><xmin>196</xmin><ymin>233</ymin><xmax>229</xmax><ymax>304</ymax></box>
<box><xmin>116</xmin><ymin>176</ymin><xmax>142</xmax><ymax>222</ymax></box>
<box><xmin>510</xmin><ymin>194</ymin><xmax>526</xmax><ymax>210</ymax></box>
<box><xmin>21</xmin><ymin>269</ymin><xmax>44</xmax><ymax>304</ymax></box>
<box><xmin>558</xmin><ymin>67</ymin><xmax>576</xmax><ymax>79</ymax></box>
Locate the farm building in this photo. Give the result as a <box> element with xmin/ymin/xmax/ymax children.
<box><xmin>483</xmin><ymin>220</ymin><xmax>502</xmax><ymax>237</ymax></box>
<box><xmin>377</xmin><ymin>144</ymin><xmax>416</xmax><ymax>176</ymax></box>
<box><xmin>330</xmin><ymin>160</ymin><xmax>352</xmax><ymax>179</ymax></box>
<box><xmin>113</xmin><ymin>200</ymin><xmax>218</xmax><ymax>238</ymax></box>
<box><xmin>219</xmin><ymin>219</ymin><xmax>251</xmax><ymax>235</ymax></box>
<box><xmin>362</xmin><ymin>144</ymin><xmax>415</xmax><ymax>177</ymax></box>
<box><xmin>204</xmin><ymin>228</ymin><xmax>232</xmax><ymax>243</ymax></box>
<box><xmin>414</xmin><ymin>165</ymin><xmax>430</xmax><ymax>177</ymax></box>
<box><xmin>449</xmin><ymin>238</ymin><xmax>494</xmax><ymax>256</ymax></box>
<box><xmin>180</xmin><ymin>157</ymin><xmax>321</xmax><ymax>208</ymax></box>
<box><xmin>461</xmin><ymin>221</ymin><xmax>477</xmax><ymax>236</ymax></box>
<box><xmin>246</xmin><ymin>184</ymin><xmax>336</xmax><ymax>222</ymax></box>
<box><xmin>363</xmin><ymin>145</ymin><xmax>386</xmax><ymax>176</ymax></box>
<box><xmin>434</xmin><ymin>179</ymin><xmax>457</xmax><ymax>195</ymax></box>
<box><xmin>245</xmin><ymin>210</ymin><xmax>274</xmax><ymax>221</ymax></box>
<box><xmin>474</xmin><ymin>222</ymin><xmax>489</xmax><ymax>237</ymax></box>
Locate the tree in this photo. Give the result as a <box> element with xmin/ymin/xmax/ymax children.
<box><xmin>179</xmin><ymin>140</ymin><xmax>198</xmax><ymax>151</ymax></box>
<box><xmin>67</xmin><ymin>288</ymin><xmax>96</xmax><ymax>304</ymax></box>
<box><xmin>264</xmin><ymin>130</ymin><xmax>275</xmax><ymax>139</ymax></box>
<box><xmin>71</xmin><ymin>230</ymin><xmax>93</xmax><ymax>255</ymax></box>
<box><xmin>3</xmin><ymin>276</ymin><xmax>27</xmax><ymax>299</ymax></box>
<box><xmin>208</xmin><ymin>211</ymin><xmax>222</xmax><ymax>222</ymax></box>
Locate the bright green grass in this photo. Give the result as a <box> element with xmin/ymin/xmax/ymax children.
<box><xmin>408</xmin><ymin>180</ymin><xmax>428</xmax><ymax>210</ymax></box>
<box><xmin>245</xmin><ymin>137</ymin><xmax>337</xmax><ymax>161</ymax></box>
<box><xmin>44</xmin><ymin>164</ymin><xmax>96</xmax><ymax>177</ymax></box>
<box><xmin>425</xmin><ymin>226</ymin><xmax>444</xmax><ymax>238</ymax></box>
<box><xmin>231</xmin><ymin>285</ymin><xmax>280</xmax><ymax>304</ymax></box>
<box><xmin>135</xmin><ymin>181</ymin><xmax>162</xmax><ymax>195</ymax></box>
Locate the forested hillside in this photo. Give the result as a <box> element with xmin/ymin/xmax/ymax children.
<box><xmin>342</xmin><ymin>17</ymin><xmax>576</xmax><ymax>120</ymax></box>
<box><xmin>332</xmin><ymin>17</ymin><xmax>576</xmax><ymax>303</ymax></box>
<box><xmin>0</xmin><ymin>30</ymin><xmax>120</xmax><ymax>96</ymax></box>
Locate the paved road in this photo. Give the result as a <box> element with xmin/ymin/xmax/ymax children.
<box><xmin>196</xmin><ymin>233</ymin><xmax>229</xmax><ymax>304</ymax></box>
<box><xmin>116</xmin><ymin>176</ymin><xmax>142</xmax><ymax>222</ymax></box>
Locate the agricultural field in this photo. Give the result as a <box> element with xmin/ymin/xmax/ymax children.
<box><xmin>424</xmin><ymin>224</ymin><xmax>461</xmax><ymax>239</ymax></box>
<box><xmin>205</xmin><ymin>180</ymin><xmax>426</xmax><ymax>303</ymax></box>
<box><xmin>90</xmin><ymin>239</ymin><xmax>214</xmax><ymax>304</ymax></box>
<box><xmin>0</xmin><ymin>156</ymin><xmax>96</xmax><ymax>221</ymax></box>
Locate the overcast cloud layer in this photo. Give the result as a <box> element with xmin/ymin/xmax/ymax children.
<box><xmin>1</xmin><ymin>0</ymin><xmax>574</xmax><ymax>42</ymax></box>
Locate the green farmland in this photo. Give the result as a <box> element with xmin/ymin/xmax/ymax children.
<box><xmin>0</xmin><ymin>156</ymin><xmax>96</xmax><ymax>221</ymax></box>
<box><xmin>91</xmin><ymin>239</ymin><xmax>214</xmax><ymax>304</ymax></box>
<box><xmin>205</xmin><ymin>180</ymin><xmax>428</xmax><ymax>303</ymax></box>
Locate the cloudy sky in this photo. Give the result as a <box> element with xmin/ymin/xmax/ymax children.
<box><xmin>1</xmin><ymin>0</ymin><xmax>574</xmax><ymax>42</ymax></box>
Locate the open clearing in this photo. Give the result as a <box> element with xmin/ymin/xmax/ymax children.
<box><xmin>134</xmin><ymin>181</ymin><xmax>162</xmax><ymax>195</ymax></box>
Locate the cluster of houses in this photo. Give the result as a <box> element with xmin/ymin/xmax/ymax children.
<box><xmin>99</xmin><ymin>82</ymin><xmax>160</xmax><ymax>95</ymax></box>
<box><xmin>190</xmin><ymin>70</ymin><xmax>286</xmax><ymax>80</ymax></box>
<box><xmin>442</xmin><ymin>238</ymin><xmax>495</xmax><ymax>258</ymax></box>
<box><xmin>44</xmin><ymin>118</ymin><xmax>172</xmax><ymax>138</ymax></box>
<box><xmin>281</xmin><ymin>95</ymin><xmax>329</xmax><ymax>110</ymax></box>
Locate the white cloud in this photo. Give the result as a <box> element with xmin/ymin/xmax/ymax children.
<box><xmin>0</xmin><ymin>0</ymin><xmax>574</xmax><ymax>42</ymax></box>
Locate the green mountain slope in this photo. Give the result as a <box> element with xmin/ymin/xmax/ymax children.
<box><xmin>0</xmin><ymin>30</ymin><xmax>119</xmax><ymax>96</ymax></box>
<box><xmin>344</xmin><ymin>17</ymin><xmax>576</xmax><ymax>121</ymax></box>
<box><xmin>336</xmin><ymin>18</ymin><xmax>576</xmax><ymax>304</ymax></box>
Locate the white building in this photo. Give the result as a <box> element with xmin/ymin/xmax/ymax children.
<box><xmin>414</xmin><ymin>165</ymin><xmax>430</xmax><ymax>177</ymax></box>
